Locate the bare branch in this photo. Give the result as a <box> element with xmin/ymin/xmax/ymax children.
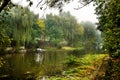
<box><xmin>74</xmin><ymin>0</ymin><xmax>93</xmax><ymax>10</ymax></box>
<box><xmin>36</xmin><ymin>0</ymin><xmax>43</xmax><ymax>7</ymax></box>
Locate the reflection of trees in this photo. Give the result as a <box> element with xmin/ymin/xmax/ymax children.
<box><xmin>0</xmin><ymin>51</ymin><xmax>70</xmax><ymax>78</ymax></box>
<box><xmin>0</xmin><ymin>54</ymin><xmax>26</xmax><ymax>78</ymax></box>
<box><xmin>39</xmin><ymin>51</ymin><xmax>67</xmax><ymax>75</ymax></box>
<box><xmin>0</xmin><ymin>53</ymin><xmax>43</xmax><ymax>78</ymax></box>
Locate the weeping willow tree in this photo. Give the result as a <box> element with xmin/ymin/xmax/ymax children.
<box><xmin>9</xmin><ymin>7</ymin><xmax>38</xmax><ymax>47</ymax></box>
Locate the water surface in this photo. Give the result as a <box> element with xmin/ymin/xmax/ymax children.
<box><xmin>0</xmin><ymin>50</ymin><xmax>69</xmax><ymax>79</ymax></box>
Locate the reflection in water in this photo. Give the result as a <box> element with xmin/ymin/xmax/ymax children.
<box><xmin>0</xmin><ymin>51</ymin><xmax>70</xmax><ymax>79</ymax></box>
<box><xmin>35</xmin><ymin>53</ymin><xmax>44</xmax><ymax>63</ymax></box>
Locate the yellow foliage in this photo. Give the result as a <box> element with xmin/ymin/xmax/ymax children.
<box><xmin>37</xmin><ymin>19</ymin><xmax>45</xmax><ymax>31</ymax></box>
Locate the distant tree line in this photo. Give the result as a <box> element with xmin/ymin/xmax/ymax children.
<box><xmin>0</xmin><ymin>6</ymin><xmax>101</xmax><ymax>53</ymax></box>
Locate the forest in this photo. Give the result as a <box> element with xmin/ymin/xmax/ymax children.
<box><xmin>0</xmin><ymin>0</ymin><xmax>120</xmax><ymax>80</ymax></box>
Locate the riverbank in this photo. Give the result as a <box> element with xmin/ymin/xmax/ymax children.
<box><xmin>0</xmin><ymin>47</ymin><xmax>108</xmax><ymax>80</ymax></box>
<box><xmin>37</xmin><ymin>53</ymin><xmax>108</xmax><ymax>80</ymax></box>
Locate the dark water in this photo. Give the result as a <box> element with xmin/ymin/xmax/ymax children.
<box><xmin>0</xmin><ymin>50</ymin><xmax>69</xmax><ymax>79</ymax></box>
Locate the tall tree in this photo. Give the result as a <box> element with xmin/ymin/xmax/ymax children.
<box><xmin>9</xmin><ymin>7</ymin><xmax>38</xmax><ymax>47</ymax></box>
<box><xmin>94</xmin><ymin>0</ymin><xmax>120</xmax><ymax>58</ymax></box>
<box><xmin>45</xmin><ymin>14</ymin><xmax>63</xmax><ymax>46</ymax></box>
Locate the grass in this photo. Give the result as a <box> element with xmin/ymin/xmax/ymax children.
<box><xmin>48</xmin><ymin>53</ymin><xmax>108</xmax><ymax>80</ymax></box>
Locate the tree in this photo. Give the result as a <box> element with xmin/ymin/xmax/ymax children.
<box><xmin>93</xmin><ymin>0</ymin><xmax>120</xmax><ymax>58</ymax></box>
<box><xmin>9</xmin><ymin>7</ymin><xmax>38</xmax><ymax>47</ymax></box>
<box><xmin>81</xmin><ymin>21</ymin><xmax>100</xmax><ymax>52</ymax></box>
<box><xmin>45</xmin><ymin>12</ymin><xmax>84</xmax><ymax>47</ymax></box>
<box><xmin>0</xmin><ymin>9</ymin><xmax>11</xmax><ymax>52</ymax></box>
<box><xmin>45</xmin><ymin>14</ymin><xmax>63</xmax><ymax>47</ymax></box>
<box><xmin>78</xmin><ymin>0</ymin><xmax>120</xmax><ymax>58</ymax></box>
<box><xmin>1</xmin><ymin>0</ymin><xmax>119</xmax><ymax>57</ymax></box>
<box><xmin>0</xmin><ymin>29</ymin><xmax>11</xmax><ymax>52</ymax></box>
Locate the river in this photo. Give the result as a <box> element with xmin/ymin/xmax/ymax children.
<box><xmin>0</xmin><ymin>50</ymin><xmax>74</xmax><ymax>79</ymax></box>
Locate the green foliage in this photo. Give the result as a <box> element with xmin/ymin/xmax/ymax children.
<box><xmin>80</xmin><ymin>54</ymin><xmax>99</xmax><ymax>65</ymax></box>
<box><xmin>45</xmin><ymin>12</ymin><xmax>84</xmax><ymax>47</ymax></box>
<box><xmin>59</xmin><ymin>12</ymin><xmax>83</xmax><ymax>46</ymax></box>
<box><xmin>104</xmin><ymin>28</ymin><xmax>120</xmax><ymax>58</ymax></box>
<box><xmin>63</xmin><ymin>68</ymin><xmax>79</xmax><ymax>75</ymax></box>
<box><xmin>94</xmin><ymin>0</ymin><xmax>120</xmax><ymax>58</ymax></box>
<box><xmin>65</xmin><ymin>55</ymin><xmax>80</xmax><ymax>67</ymax></box>
<box><xmin>65</xmin><ymin>53</ymin><xmax>106</xmax><ymax>69</ymax></box>
<box><xmin>44</xmin><ymin>12</ymin><xmax>101</xmax><ymax>52</ymax></box>
<box><xmin>0</xmin><ymin>4</ymin><xmax>101</xmax><ymax>51</ymax></box>
<box><xmin>0</xmin><ymin>30</ymin><xmax>11</xmax><ymax>48</ymax></box>
<box><xmin>9</xmin><ymin>7</ymin><xmax>38</xmax><ymax>47</ymax></box>
<box><xmin>0</xmin><ymin>10</ymin><xmax>11</xmax><ymax>52</ymax></box>
<box><xmin>49</xmin><ymin>54</ymin><xmax>107</xmax><ymax>80</ymax></box>
<box><xmin>45</xmin><ymin>14</ymin><xmax>63</xmax><ymax>46</ymax></box>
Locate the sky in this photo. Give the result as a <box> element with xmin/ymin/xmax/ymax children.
<box><xmin>63</xmin><ymin>1</ymin><xmax>98</xmax><ymax>23</ymax></box>
<box><xmin>11</xmin><ymin>0</ymin><xmax>98</xmax><ymax>23</ymax></box>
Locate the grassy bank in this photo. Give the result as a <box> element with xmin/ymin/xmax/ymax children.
<box><xmin>47</xmin><ymin>53</ymin><xmax>108</xmax><ymax>80</ymax></box>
